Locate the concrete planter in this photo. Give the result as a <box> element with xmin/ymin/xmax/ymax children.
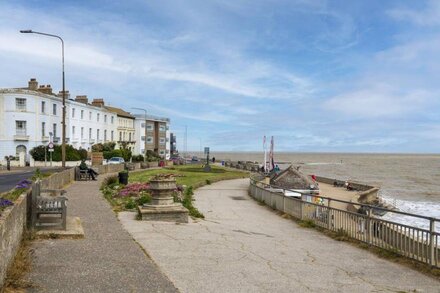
<box><xmin>148</xmin><ymin>161</ymin><xmax>159</xmax><ymax>168</ymax></box>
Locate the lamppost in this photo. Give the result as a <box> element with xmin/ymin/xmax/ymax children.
<box><xmin>20</xmin><ymin>29</ymin><xmax>66</xmax><ymax>168</ymax></box>
<box><xmin>132</xmin><ymin>107</ymin><xmax>147</xmax><ymax>162</ymax></box>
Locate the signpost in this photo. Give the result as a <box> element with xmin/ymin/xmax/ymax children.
<box><xmin>203</xmin><ymin>147</ymin><xmax>211</xmax><ymax>172</ymax></box>
<box><xmin>48</xmin><ymin>142</ymin><xmax>54</xmax><ymax>167</ymax></box>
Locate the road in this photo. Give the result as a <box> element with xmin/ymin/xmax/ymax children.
<box><xmin>0</xmin><ymin>167</ymin><xmax>65</xmax><ymax>193</ymax></box>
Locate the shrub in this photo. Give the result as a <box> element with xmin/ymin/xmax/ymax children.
<box><xmin>125</xmin><ymin>198</ymin><xmax>137</xmax><ymax>209</ymax></box>
<box><xmin>132</xmin><ymin>154</ymin><xmax>144</xmax><ymax>162</ymax></box>
<box><xmin>101</xmin><ymin>175</ymin><xmax>118</xmax><ymax>189</ymax></box>
<box><xmin>30</xmin><ymin>145</ymin><xmax>87</xmax><ymax>161</ymax></box>
<box><xmin>136</xmin><ymin>194</ymin><xmax>151</xmax><ymax>205</ymax></box>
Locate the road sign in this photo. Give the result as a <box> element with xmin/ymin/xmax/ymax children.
<box><xmin>204</xmin><ymin>147</ymin><xmax>209</xmax><ymax>155</ymax></box>
<box><xmin>48</xmin><ymin>142</ymin><xmax>54</xmax><ymax>149</ymax></box>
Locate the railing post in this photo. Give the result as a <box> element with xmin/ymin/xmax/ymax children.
<box><xmin>366</xmin><ymin>207</ymin><xmax>372</xmax><ymax>245</ymax></box>
<box><xmin>429</xmin><ymin>219</ymin><xmax>435</xmax><ymax>267</ymax></box>
<box><xmin>327</xmin><ymin>199</ymin><xmax>332</xmax><ymax>230</ymax></box>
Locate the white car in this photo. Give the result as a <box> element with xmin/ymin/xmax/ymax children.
<box><xmin>108</xmin><ymin>157</ymin><xmax>125</xmax><ymax>164</ymax></box>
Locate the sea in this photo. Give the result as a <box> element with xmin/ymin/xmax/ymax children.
<box><xmin>201</xmin><ymin>152</ymin><xmax>440</xmax><ymax>232</ymax></box>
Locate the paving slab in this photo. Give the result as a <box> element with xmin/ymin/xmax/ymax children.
<box><xmin>35</xmin><ymin>216</ymin><xmax>84</xmax><ymax>239</ymax></box>
<box><xmin>119</xmin><ymin>178</ymin><xmax>440</xmax><ymax>293</ymax></box>
<box><xmin>28</xmin><ymin>176</ymin><xmax>178</xmax><ymax>293</ymax></box>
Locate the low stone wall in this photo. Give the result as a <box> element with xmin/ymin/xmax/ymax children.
<box><xmin>0</xmin><ymin>193</ymin><xmax>27</xmax><ymax>288</ymax></box>
<box><xmin>41</xmin><ymin>168</ymin><xmax>75</xmax><ymax>190</ymax></box>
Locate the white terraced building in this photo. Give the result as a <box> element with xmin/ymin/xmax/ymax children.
<box><xmin>0</xmin><ymin>78</ymin><xmax>117</xmax><ymax>166</ymax></box>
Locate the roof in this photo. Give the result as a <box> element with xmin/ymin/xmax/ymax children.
<box><xmin>270</xmin><ymin>165</ymin><xmax>316</xmax><ymax>190</ymax></box>
<box><xmin>105</xmin><ymin>106</ymin><xmax>135</xmax><ymax>119</ymax></box>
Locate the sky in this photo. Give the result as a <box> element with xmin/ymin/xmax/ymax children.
<box><xmin>0</xmin><ymin>0</ymin><xmax>439</xmax><ymax>153</ymax></box>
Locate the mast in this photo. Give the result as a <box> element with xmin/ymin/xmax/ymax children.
<box><xmin>263</xmin><ymin>135</ymin><xmax>267</xmax><ymax>172</ymax></box>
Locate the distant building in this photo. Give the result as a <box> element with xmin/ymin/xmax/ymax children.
<box><xmin>133</xmin><ymin>114</ymin><xmax>170</xmax><ymax>159</ymax></box>
<box><xmin>170</xmin><ymin>132</ymin><xmax>177</xmax><ymax>155</ymax></box>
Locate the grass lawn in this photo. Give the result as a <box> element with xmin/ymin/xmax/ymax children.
<box><xmin>129</xmin><ymin>164</ymin><xmax>249</xmax><ymax>188</ymax></box>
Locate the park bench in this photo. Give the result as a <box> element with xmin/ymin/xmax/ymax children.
<box><xmin>31</xmin><ymin>180</ymin><xmax>68</xmax><ymax>230</ymax></box>
<box><xmin>75</xmin><ymin>166</ymin><xmax>91</xmax><ymax>181</ymax></box>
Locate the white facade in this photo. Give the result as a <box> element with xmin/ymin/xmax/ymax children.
<box><xmin>0</xmin><ymin>87</ymin><xmax>117</xmax><ymax>165</ymax></box>
<box><xmin>66</xmin><ymin>101</ymin><xmax>117</xmax><ymax>150</ymax></box>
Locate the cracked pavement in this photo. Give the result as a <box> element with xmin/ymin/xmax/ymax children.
<box><xmin>119</xmin><ymin>178</ymin><xmax>440</xmax><ymax>293</ymax></box>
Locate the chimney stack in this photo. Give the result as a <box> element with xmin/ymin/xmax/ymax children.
<box><xmin>38</xmin><ymin>84</ymin><xmax>53</xmax><ymax>95</ymax></box>
<box><xmin>75</xmin><ymin>95</ymin><xmax>88</xmax><ymax>104</ymax></box>
<box><xmin>91</xmin><ymin>98</ymin><xmax>105</xmax><ymax>107</ymax></box>
<box><xmin>57</xmin><ymin>90</ymin><xmax>70</xmax><ymax>99</ymax></box>
<box><xmin>28</xmin><ymin>78</ymin><xmax>38</xmax><ymax>90</ymax></box>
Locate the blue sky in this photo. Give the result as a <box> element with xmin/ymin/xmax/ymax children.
<box><xmin>0</xmin><ymin>0</ymin><xmax>439</xmax><ymax>152</ymax></box>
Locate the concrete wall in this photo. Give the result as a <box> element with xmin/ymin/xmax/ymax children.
<box><xmin>0</xmin><ymin>193</ymin><xmax>27</xmax><ymax>288</ymax></box>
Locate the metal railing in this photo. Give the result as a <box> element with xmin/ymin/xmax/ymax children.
<box><xmin>249</xmin><ymin>177</ymin><xmax>440</xmax><ymax>268</ymax></box>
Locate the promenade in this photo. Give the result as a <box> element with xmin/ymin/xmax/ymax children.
<box><xmin>120</xmin><ymin>178</ymin><xmax>440</xmax><ymax>293</ymax></box>
<box><xmin>27</xmin><ymin>177</ymin><xmax>177</xmax><ymax>292</ymax></box>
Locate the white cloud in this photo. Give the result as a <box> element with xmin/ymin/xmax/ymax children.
<box><xmin>388</xmin><ymin>0</ymin><xmax>440</xmax><ymax>26</ymax></box>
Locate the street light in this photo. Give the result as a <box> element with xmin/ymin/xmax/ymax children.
<box><xmin>132</xmin><ymin>107</ymin><xmax>147</xmax><ymax>162</ymax></box>
<box><xmin>20</xmin><ymin>29</ymin><xmax>67</xmax><ymax>168</ymax></box>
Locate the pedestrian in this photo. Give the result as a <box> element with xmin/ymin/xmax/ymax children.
<box><xmin>212</xmin><ymin>157</ymin><xmax>216</xmax><ymax>163</ymax></box>
<box><xmin>79</xmin><ymin>159</ymin><xmax>98</xmax><ymax>180</ymax></box>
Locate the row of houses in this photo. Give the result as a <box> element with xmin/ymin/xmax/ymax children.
<box><xmin>0</xmin><ymin>78</ymin><xmax>176</xmax><ymax>165</ymax></box>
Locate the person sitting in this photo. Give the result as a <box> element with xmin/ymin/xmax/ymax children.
<box><xmin>79</xmin><ymin>160</ymin><xmax>98</xmax><ymax>180</ymax></box>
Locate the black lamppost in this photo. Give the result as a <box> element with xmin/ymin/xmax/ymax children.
<box><xmin>20</xmin><ymin>29</ymin><xmax>66</xmax><ymax>168</ymax></box>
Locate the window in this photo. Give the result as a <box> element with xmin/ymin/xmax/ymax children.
<box><xmin>159</xmin><ymin>125</ymin><xmax>166</xmax><ymax>132</ymax></box>
<box><xmin>129</xmin><ymin>133</ymin><xmax>132</xmax><ymax>142</ymax></box>
<box><xmin>15</xmin><ymin>98</ymin><xmax>26</xmax><ymax>111</ymax></box>
<box><xmin>111</xmin><ymin>131</ymin><xmax>114</xmax><ymax>141</ymax></box>
<box><xmin>72</xmin><ymin>126</ymin><xmax>75</xmax><ymax>136</ymax></box>
<box><xmin>111</xmin><ymin>116</ymin><xmax>114</xmax><ymax>124</ymax></box>
<box><xmin>160</xmin><ymin>138</ymin><xmax>166</xmax><ymax>144</ymax></box>
<box><xmin>97</xmin><ymin>113</ymin><xmax>100</xmax><ymax>122</ymax></box>
<box><xmin>147</xmin><ymin>124</ymin><xmax>153</xmax><ymax>130</ymax></box>
<box><xmin>42</xmin><ymin>122</ymin><xmax>46</xmax><ymax>137</ymax></box>
<box><xmin>89</xmin><ymin>128</ymin><xmax>92</xmax><ymax>139</ymax></box>
<box><xmin>89</xmin><ymin>111</ymin><xmax>92</xmax><ymax>120</ymax></box>
<box><xmin>104</xmin><ymin>115</ymin><xmax>107</xmax><ymax>123</ymax></box>
<box><xmin>72</xmin><ymin>108</ymin><xmax>75</xmax><ymax>118</ymax></box>
<box><xmin>97</xmin><ymin>129</ymin><xmax>100</xmax><ymax>141</ymax></box>
<box><xmin>81</xmin><ymin>127</ymin><xmax>84</xmax><ymax>139</ymax></box>
<box><xmin>53</xmin><ymin>123</ymin><xmax>57</xmax><ymax>138</ymax></box>
<box><xmin>147</xmin><ymin>136</ymin><xmax>153</xmax><ymax>143</ymax></box>
<box><xmin>52</xmin><ymin>104</ymin><xmax>57</xmax><ymax>115</ymax></box>
<box><xmin>81</xmin><ymin>110</ymin><xmax>84</xmax><ymax>119</ymax></box>
<box><xmin>119</xmin><ymin>132</ymin><xmax>122</xmax><ymax>141</ymax></box>
<box><xmin>104</xmin><ymin>130</ymin><xmax>107</xmax><ymax>141</ymax></box>
<box><xmin>41</xmin><ymin>101</ymin><xmax>46</xmax><ymax>113</ymax></box>
<box><xmin>16</xmin><ymin>121</ymin><xmax>27</xmax><ymax>135</ymax></box>
<box><xmin>160</xmin><ymin>150</ymin><xmax>165</xmax><ymax>155</ymax></box>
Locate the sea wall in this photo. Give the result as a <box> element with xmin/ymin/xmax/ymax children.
<box><xmin>0</xmin><ymin>193</ymin><xmax>27</xmax><ymax>289</ymax></box>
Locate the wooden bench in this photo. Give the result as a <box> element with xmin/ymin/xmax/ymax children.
<box><xmin>31</xmin><ymin>180</ymin><xmax>68</xmax><ymax>230</ymax></box>
<box><xmin>75</xmin><ymin>167</ymin><xmax>91</xmax><ymax>181</ymax></box>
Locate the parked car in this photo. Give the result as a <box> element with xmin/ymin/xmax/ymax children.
<box><xmin>108</xmin><ymin>157</ymin><xmax>125</xmax><ymax>164</ymax></box>
<box><xmin>191</xmin><ymin>156</ymin><xmax>199</xmax><ymax>162</ymax></box>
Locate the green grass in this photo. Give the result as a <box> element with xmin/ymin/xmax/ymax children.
<box><xmin>129</xmin><ymin>164</ymin><xmax>248</xmax><ymax>188</ymax></box>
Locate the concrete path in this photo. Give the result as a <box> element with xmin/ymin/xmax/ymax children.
<box><xmin>119</xmin><ymin>178</ymin><xmax>440</xmax><ymax>293</ymax></box>
<box><xmin>28</xmin><ymin>176</ymin><xmax>178</xmax><ymax>292</ymax></box>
